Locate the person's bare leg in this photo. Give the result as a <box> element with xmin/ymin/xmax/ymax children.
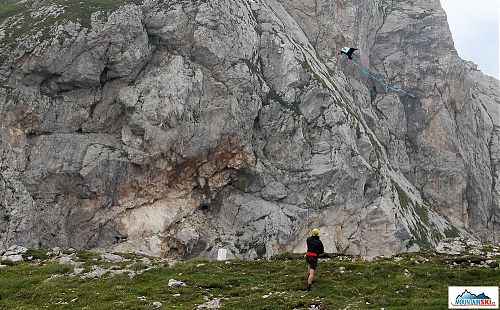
<box><xmin>307</xmin><ymin>269</ymin><xmax>315</xmax><ymax>290</ymax></box>
<box><xmin>308</xmin><ymin>269</ymin><xmax>315</xmax><ymax>284</ymax></box>
<box><xmin>307</xmin><ymin>265</ymin><xmax>310</xmax><ymax>279</ymax></box>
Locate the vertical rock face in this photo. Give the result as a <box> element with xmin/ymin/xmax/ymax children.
<box><xmin>278</xmin><ymin>0</ymin><xmax>500</xmax><ymax>242</ymax></box>
<box><xmin>0</xmin><ymin>0</ymin><xmax>498</xmax><ymax>258</ymax></box>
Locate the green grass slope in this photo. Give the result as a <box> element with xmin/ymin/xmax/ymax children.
<box><xmin>0</xmin><ymin>0</ymin><xmax>142</xmax><ymax>65</ymax></box>
<box><xmin>0</xmin><ymin>249</ymin><xmax>498</xmax><ymax>309</ymax></box>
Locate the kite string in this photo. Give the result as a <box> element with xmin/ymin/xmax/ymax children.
<box><xmin>350</xmin><ymin>59</ymin><xmax>416</xmax><ymax>98</ymax></box>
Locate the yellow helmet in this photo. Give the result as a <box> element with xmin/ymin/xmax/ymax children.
<box><xmin>312</xmin><ymin>228</ymin><xmax>319</xmax><ymax>236</ymax></box>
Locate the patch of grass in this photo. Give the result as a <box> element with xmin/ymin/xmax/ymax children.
<box><xmin>272</xmin><ymin>252</ymin><xmax>304</xmax><ymax>260</ymax></box>
<box><xmin>263</xmin><ymin>87</ymin><xmax>301</xmax><ymax>117</ymax></box>
<box><xmin>74</xmin><ymin>249</ymin><xmax>101</xmax><ymax>262</ymax></box>
<box><xmin>300</xmin><ymin>58</ymin><xmax>329</xmax><ymax>90</ymax></box>
<box><xmin>45</xmin><ymin>263</ymin><xmax>74</xmax><ymax>275</ymax></box>
<box><xmin>414</xmin><ymin>202</ymin><xmax>429</xmax><ymax>225</ymax></box>
<box><xmin>0</xmin><ymin>259</ymin><xmax>17</xmax><ymax>266</ymax></box>
<box><xmin>482</xmin><ymin>244</ymin><xmax>495</xmax><ymax>253</ymax></box>
<box><xmin>355</xmin><ymin>123</ymin><xmax>362</xmax><ymax>139</ymax></box>
<box><xmin>241</xmin><ymin>58</ymin><xmax>259</xmax><ymax>75</ymax></box>
<box><xmin>0</xmin><ymin>0</ymin><xmax>24</xmax><ymax>23</ymax></box>
<box><xmin>127</xmin><ymin>262</ymin><xmax>148</xmax><ymax>272</ymax></box>
<box><xmin>0</xmin><ymin>251</ymin><xmax>498</xmax><ymax>309</ymax></box>
<box><xmin>112</xmin><ymin>252</ymin><xmax>140</xmax><ymax>261</ymax></box>
<box><xmin>391</xmin><ymin>179</ymin><xmax>412</xmax><ymax>209</ymax></box>
<box><xmin>368</xmin><ymin>133</ymin><xmax>383</xmax><ymax>156</ymax></box>
<box><xmin>388</xmin><ymin>182</ymin><xmax>440</xmax><ymax>250</ymax></box>
<box><xmin>408</xmin><ymin>225</ymin><xmax>433</xmax><ymax>251</ymax></box>
<box><xmin>444</xmin><ymin>226</ymin><xmax>460</xmax><ymax>238</ymax></box>
<box><xmin>23</xmin><ymin>248</ymin><xmax>48</xmax><ymax>260</ymax></box>
<box><xmin>0</xmin><ymin>0</ymin><xmax>144</xmax><ymax>65</ymax></box>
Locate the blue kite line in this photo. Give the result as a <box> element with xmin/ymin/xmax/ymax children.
<box><xmin>350</xmin><ymin>59</ymin><xmax>416</xmax><ymax>98</ymax></box>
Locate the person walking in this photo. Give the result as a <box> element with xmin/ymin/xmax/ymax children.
<box><xmin>305</xmin><ymin>228</ymin><xmax>324</xmax><ymax>291</ymax></box>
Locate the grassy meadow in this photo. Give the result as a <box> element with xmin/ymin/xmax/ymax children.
<box><xmin>0</xmin><ymin>248</ymin><xmax>498</xmax><ymax>310</ymax></box>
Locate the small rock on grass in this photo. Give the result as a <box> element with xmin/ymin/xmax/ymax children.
<box><xmin>48</xmin><ymin>247</ymin><xmax>61</xmax><ymax>257</ymax></box>
<box><xmin>59</xmin><ymin>256</ymin><xmax>78</xmax><ymax>265</ymax></box>
<box><xmin>81</xmin><ymin>266</ymin><xmax>107</xmax><ymax>279</ymax></box>
<box><xmin>168</xmin><ymin>279</ymin><xmax>186</xmax><ymax>287</ymax></box>
<box><xmin>153</xmin><ymin>301</ymin><xmax>162</xmax><ymax>308</ymax></box>
<box><xmin>1</xmin><ymin>254</ymin><xmax>23</xmax><ymax>262</ymax></box>
<box><xmin>7</xmin><ymin>245</ymin><xmax>28</xmax><ymax>254</ymax></box>
<box><xmin>101</xmin><ymin>253</ymin><xmax>124</xmax><ymax>262</ymax></box>
<box><xmin>197</xmin><ymin>298</ymin><xmax>220</xmax><ymax>309</ymax></box>
<box><xmin>141</xmin><ymin>257</ymin><xmax>152</xmax><ymax>266</ymax></box>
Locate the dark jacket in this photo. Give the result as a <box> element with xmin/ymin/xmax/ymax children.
<box><xmin>306</xmin><ymin>236</ymin><xmax>324</xmax><ymax>256</ymax></box>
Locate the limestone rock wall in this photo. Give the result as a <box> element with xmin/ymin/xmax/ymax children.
<box><xmin>278</xmin><ymin>0</ymin><xmax>499</xmax><ymax>242</ymax></box>
<box><xmin>0</xmin><ymin>0</ymin><xmax>498</xmax><ymax>258</ymax></box>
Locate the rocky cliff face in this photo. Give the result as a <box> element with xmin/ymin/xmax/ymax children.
<box><xmin>0</xmin><ymin>0</ymin><xmax>498</xmax><ymax>259</ymax></box>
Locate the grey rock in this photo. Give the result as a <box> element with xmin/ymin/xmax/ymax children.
<box><xmin>59</xmin><ymin>256</ymin><xmax>78</xmax><ymax>265</ymax></box>
<box><xmin>109</xmin><ymin>269</ymin><xmax>134</xmax><ymax>277</ymax></box>
<box><xmin>80</xmin><ymin>266</ymin><xmax>108</xmax><ymax>279</ymax></box>
<box><xmin>168</xmin><ymin>279</ymin><xmax>186</xmax><ymax>287</ymax></box>
<box><xmin>101</xmin><ymin>253</ymin><xmax>124</xmax><ymax>262</ymax></box>
<box><xmin>44</xmin><ymin>274</ymin><xmax>63</xmax><ymax>282</ymax></box>
<box><xmin>7</xmin><ymin>245</ymin><xmax>28</xmax><ymax>254</ymax></box>
<box><xmin>281</xmin><ymin>0</ymin><xmax>500</xmax><ymax>243</ymax></box>
<box><xmin>1</xmin><ymin>254</ymin><xmax>23</xmax><ymax>262</ymax></box>
<box><xmin>486</xmin><ymin>260</ymin><xmax>499</xmax><ymax>268</ymax></box>
<box><xmin>436</xmin><ymin>239</ymin><xmax>465</xmax><ymax>255</ymax></box>
<box><xmin>0</xmin><ymin>0</ymin><xmax>498</xmax><ymax>259</ymax></box>
<box><xmin>404</xmin><ymin>269</ymin><xmax>411</xmax><ymax>277</ymax></box>
<box><xmin>197</xmin><ymin>298</ymin><xmax>221</xmax><ymax>309</ymax></box>
<box><xmin>152</xmin><ymin>301</ymin><xmax>162</xmax><ymax>308</ymax></box>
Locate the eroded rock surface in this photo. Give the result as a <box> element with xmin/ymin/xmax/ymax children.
<box><xmin>0</xmin><ymin>0</ymin><xmax>498</xmax><ymax>258</ymax></box>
